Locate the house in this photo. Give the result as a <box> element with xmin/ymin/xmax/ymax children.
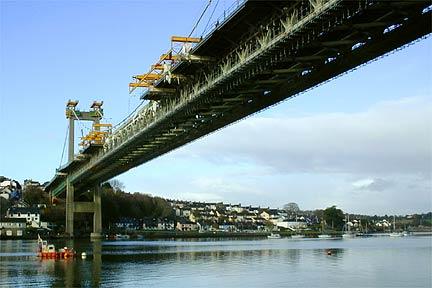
<box><xmin>218</xmin><ymin>222</ymin><xmax>237</xmax><ymax>232</ymax></box>
<box><xmin>233</xmin><ymin>204</ymin><xmax>244</xmax><ymax>213</ymax></box>
<box><xmin>260</xmin><ymin>210</ymin><xmax>271</xmax><ymax>220</ymax></box>
<box><xmin>276</xmin><ymin>220</ymin><xmax>307</xmax><ymax>230</ymax></box>
<box><xmin>23</xmin><ymin>179</ymin><xmax>44</xmax><ymax>190</ymax></box>
<box><xmin>248</xmin><ymin>206</ymin><xmax>261</xmax><ymax>213</ymax></box>
<box><xmin>0</xmin><ymin>180</ymin><xmax>22</xmax><ymax>201</ymax></box>
<box><xmin>0</xmin><ymin>218</ymin><xmax>27</xmax><ymax>237</ymax></box>
<box><xmin>206</xmin><ymin>203</ymin><xmax>220</xmax><ymax>210</ymax></box>
<box><xmin>6</xmin><ymin>207</ymin><xmax>41</xmax><ymax>228</ymax></box>
<box><xmin>142</xmin><ymin>218</ymin><xmax>158</xmax><ymax>230</ymax></box>
<box><xmin>157</xmin><ymin>219</ymin><xmax>175</xmax><ymax>230</ymax></box>
<box><xmin>176</xmin><ymin>219</ymin><xmax>198</xmax><ymax>231</ymax></box>
<box><xmin>179</xmin><ymin>209</ymin><xmax>191</xmax><ymax>217</ymax></box>
<box><xmin>114</xmin><ymin>217</ymin><xmax>140</xmax><ymax>230</ymax></box>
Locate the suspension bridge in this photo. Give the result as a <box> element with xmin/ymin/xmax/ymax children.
<box><xmin>44</xmin><ymin>0</ymin><xmax>432</xmax><ymax>238</ymax></box>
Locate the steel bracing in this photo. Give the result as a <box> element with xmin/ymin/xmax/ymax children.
<box><xmin>46</xmin><ymin>0</ymin><xmax>431</xmax><ymax>200</ymax></box>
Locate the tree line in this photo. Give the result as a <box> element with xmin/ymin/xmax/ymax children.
<box><xmin>3</xmin><ymin>181</ymin><xmax>173</xmax><ymax>232</ymax></box>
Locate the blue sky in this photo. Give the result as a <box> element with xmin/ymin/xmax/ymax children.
<box><xmin>1</xmin><ymin>1</ymin><xmax>431</xmax><ymax>215</ymax></box>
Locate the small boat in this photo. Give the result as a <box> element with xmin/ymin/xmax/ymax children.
<box><xmin>342</xmin><ymin>232</ymin><xmax>356</xmax><ymax>238</ymax></box>
<box><xmin>37</xmin><ymin>234</ymin><xmax>76</xmax><ymax>259</ymax></box>
<box><xmin>267</xmin><ymin>233</ymin><xmax>281</xmax><ymax>239</ymax></box>
<box><xmin>291</xmin><ymin>234</ymin><xmax>305</xmax><ymax>239</ymax></box>
<box><xmin>389</xmin><ymin>216</ymin><xmax>403</xmax><ymax>237</ymax></box>
<box><xmin>318</xmin><ymin>220</ymin><xmax>332</xmax><ymax>239</ymax></box>
<box><xmin>115</xmin><ymin>234</ymin><xmax>130</xmax><ymax>240</ymax></box>
<box><xmin>342</xmin><ymin>214</ymin><xmax>356</xmax><ymax>239</ymax></box>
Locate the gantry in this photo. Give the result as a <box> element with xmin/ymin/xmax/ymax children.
<box><xmin>65</xmin><ymin>100</ymin><xmax>112</xmax><ymax>158</ymax></box>
<box><xmin>128</xmin><ymin>36</ymin><xmax>203</xmax><ymax>94</ymax></box>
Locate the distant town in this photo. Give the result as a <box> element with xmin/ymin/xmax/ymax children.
<box><xmin>1</xmin><ymin>176</ymin><xmax>431</xmax><ymax>239</ymax></box>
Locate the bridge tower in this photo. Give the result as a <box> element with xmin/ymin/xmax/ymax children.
<box><xmin>64</xmin><ymin>100</ymin><xmax>105</xmax><ymax>239</ymax></box>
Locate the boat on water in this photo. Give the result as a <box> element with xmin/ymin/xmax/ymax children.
<box><xmin>291</xmin><ymin>234</ymin><xmax>305</xmax><ymax>239</ymax></box>
<box><xmin>342</xmin><ymin>214</ymin><xmax>356</xmax><ymax>239</ymax></box>
<box><xmin>37</xmin><ymin>234</ymin><xmax>76</xmax><ymax>259</ymax></box>
<box><xmin>115</xmin><ymin>234</ymin><xmax>130</xmax><ymax>240</ymax></box>
<box><xmin>342</xmin><ymin>232</ymin><xmax>356</xmax><ymax>238</ymax></box>
<box><xmin>318</xmin><ymin>220</ymin><xmax>332</xmax><ymax>239</ymax></box>
<box><xmin>389</xmin><ymin>216</ymin><xmax>404</xmax><ymax>237</ymax></box>
<box><xmin>267</xmin><ymin>233</ymin><xmax>281</xmax><ymax>239</ymax></box>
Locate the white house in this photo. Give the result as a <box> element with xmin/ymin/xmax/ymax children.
<box><xmin>6</xmin><ymin>207</ymin><xmax>41</xmax><ymax>228</ymax></box>
<box><xmin>276</xmin><ymin>220</ymin><xmax>307</xmax><ymax>230</ymax></box>
<box><xmin>0</xmin><ymin>218</ymin><xmax>27</xmax><ymax>237</ymax></box>
<box><xmin>176</xmin><ymin>219</ymin><xmax>198</xmax><ymax>231</ymax></box>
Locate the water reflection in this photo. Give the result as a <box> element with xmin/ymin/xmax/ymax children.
<box><xmin>92</xmin><ymin>240</ymin><xmax>102</xmax><ymax>286</ymax></box>
<box><xmin>1</xmin><ymin>237</ymin><xmax>430</xmax><ymax>287</ymax></box>
<box><xmin>24</xmin><ymin>240</ymin><xmax>103</xmax><ymax>287</ymax></box>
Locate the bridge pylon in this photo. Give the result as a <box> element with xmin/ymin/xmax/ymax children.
<box><xmin>63</xmin><ymin>100</ymin><xmax>107</xmax><ymax>239</ymax></box>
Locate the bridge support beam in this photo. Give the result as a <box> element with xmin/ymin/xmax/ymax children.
<box><xmin>65</xmin><ymin>181</ymin><xmax>102</xmax><ymax>239</ymax></box>
<box><xmin>65</xmin><ymin>177</ymin><xmax>74</xmax><ymax>238</ymax></box>
<box><xmin>90</xmin><ymin>185</ymin><xmax>102</xmax><ymax>240</ymax></box>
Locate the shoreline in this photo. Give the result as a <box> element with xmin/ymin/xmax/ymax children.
<box><xmin>1</xmin><ymin>230</ymin><xmax>431</xmax><ymax>241</ymax></box>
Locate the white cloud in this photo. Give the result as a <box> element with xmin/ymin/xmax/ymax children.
<box><xmin>179</xmin><ymin>97</ymin><xmax>432</xmax><ymax>176</ymax></box>
<box><xmin>351</xmin><ymin>178</ymin><xmax>393</xmax><ymax>191</ymax></box>
<box><xmin>352</xmin><ymin>178</ymin><xmax>375</xmax><ymax>189</ymax></box>
<box><xmin>123</xmin><ymin>97</ymin><xmax>431</xmax><ymax>214</ymax></box>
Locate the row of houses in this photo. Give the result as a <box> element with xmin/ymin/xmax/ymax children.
<box><xmin>170</xmin><ymin>200</ymin><xmax>317</xmax><ymax>232</ymax></box>
<box><xmin>0</xmin><ymin>177</ymin><xmax>46</xmax><ymax>201</ymax></box>
<box><xmin>112</xmin><ymin>201</ymin><xmax>317</xmax><ymax>232</ymax></box>
<box><xmin>0</xmin><ymin>206</ymin><xmax>47</xmax><ymax>238</ymax></box>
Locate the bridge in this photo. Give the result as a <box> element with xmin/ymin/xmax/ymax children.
<box><xmin>44</xmin><ymin>0</ymin><xmax>432</xmax><ymax>238</ymax></box>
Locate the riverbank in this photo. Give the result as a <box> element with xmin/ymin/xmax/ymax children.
<box><xmin>3</xmin><ymin>229</ymin><xmax>431</xmax><ymax>240</ymax></box>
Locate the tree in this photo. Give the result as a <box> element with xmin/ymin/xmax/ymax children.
<box><xmin>42</xmin><ymin>205</ymin><xmax>65</xmax><ymax>224</ymax></box>
<box><xmin>99</xmin><ymin>186</ymin><xmax>174</xmax><ymax>229</ymax></box>
<box><xmin>108</xmin><ymin>179</ymin><xmax>125</xmax><ymax>193</ymax></box>
<box><xmin>0</xmin><ymin>197</ymin><xmax>11</xmax><ymax>217</ymax></box>
<box><xmin>323</xmin><ymin>206</ymin><xmax>344</xmax><ymax>230</ymax></box>
<box><xmin>283</xmin><ymin>202</ymin><xmax>300</xmax><ymax>214</ymax></box>
<box><xmin>23</xmin><ymin>186</ymin><xmax>49</xmax><ymax>206</ymax></box>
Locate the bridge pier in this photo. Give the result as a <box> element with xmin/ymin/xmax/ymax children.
<box><xmin>65</xmin><ymin>177</ymin><xmax>74</xmax><ymax>237</ymax></box>
<box><xmin>90</xmin><ymin>185</ymin><xmax>102</xmax><ymax>240</ymax></box>
<box><xmin>65</xmin><ymin>181</ymin><xmax>102</xmax><ymax>239</ymax></box>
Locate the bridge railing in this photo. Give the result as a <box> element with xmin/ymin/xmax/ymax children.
<box><xmin>79</xmin><ymin>0</ymin><xmax>343</xmax><ymax>165</ymax></box>
<box><xmin>199</xmin><ymin>0</ymin><xmax>247</xmax><ymax>39</ymax></box>
<box><xmin>67</xmin><ymin>0</ymin><xmax>419</xmax><ymax>189</ymax></box>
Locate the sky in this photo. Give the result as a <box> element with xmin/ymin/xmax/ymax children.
<box><xmin>0</xmin><ymin>1</ymin><xmax>431</xmax><ymax>215</ymax></box>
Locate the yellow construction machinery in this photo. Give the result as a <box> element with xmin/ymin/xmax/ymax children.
<box><xmin>129</xmin><ymin>35</ymin><xmax>202</xmax><ymax>93</ymax></box>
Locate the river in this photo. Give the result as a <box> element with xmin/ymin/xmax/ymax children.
<box><xmin>0</xmin><ymin>236</ymin><xmax>431</xmax><ymax>287</ymax></box>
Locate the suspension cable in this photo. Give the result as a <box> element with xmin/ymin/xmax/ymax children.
<box><xmin>188</xmin><ymin>0</ymin><xmax>212</xmax><ymax>37</ymax></box>
<box><xmin>118</xmin><ymin>0</ymin><xmax>213</xmax><ymax>131</ymax></box>
<box><xmin>201</xmin><ymin>0</ymin><xmax>220</xmax><ymax>37</ymax></box>
<box><xmin>58</xmin><ymin>122</ymin><xmax>69</xmax><ymax>168</ymax></box>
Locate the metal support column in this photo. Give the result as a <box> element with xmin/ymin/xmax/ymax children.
<box><xmin>90</xmin><ymin>184</ymin><xmax>102</xmax><ymax>239</ymax></box>
<box><xmin>68</xmin><ymin>117</ymin><xmax>74</xmax><ymax>162</ymax></box>
<box><xmin>65</xmin><ymin>176</ymin><xmax>74</xmax><ymax>237</ymax></box>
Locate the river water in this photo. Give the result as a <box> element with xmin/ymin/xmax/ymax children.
<box><xmin>0</xmin><ymin>236</ymin><xmax>431</xmax><ymax>287</ymax></box>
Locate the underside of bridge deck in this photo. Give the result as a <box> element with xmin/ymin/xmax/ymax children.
<box><xmin>46</xmin><ymin>0</ymin><xmax>431</xmax><ymax>202</ymax></box>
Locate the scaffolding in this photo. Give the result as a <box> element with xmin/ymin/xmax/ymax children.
<box><xmin>80</xmin><ymin>123</ymin><xmax>112</xmax><ymax>147</ymax></box>
<box><xmin>128</xmin><ymin>35</ymin><xmax>202</xmax><ymax>93</ymax></box>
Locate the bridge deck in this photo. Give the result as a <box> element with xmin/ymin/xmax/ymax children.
<box><xmin>46</xmin><ymin>0</ymin><xmax>431</xmax><ymax>196</ymax></box>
